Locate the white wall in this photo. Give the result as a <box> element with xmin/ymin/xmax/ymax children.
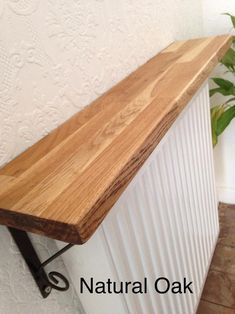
<box><xmin>202</xmin><ymin>1</ymin><xmax>235</xmax><ymax>35</ymax></box>
<box><xmin>0</xmin><ymin>0</ymin><xmax>203</xmax><ymax>167</ymax></box>
<box><xmin>0</xmin><ymin>0</ymin><xmax>204</xmax><ymax>313</ymax></box>
<box><xmin>202</xmin><ymin>1</ymin><xmax>235</xmax><ymax>203</ymax></box>
<box><xmin>0</xmin><ymin>228</ymin><xmax>84</xmax><ymax>314</ymax></box>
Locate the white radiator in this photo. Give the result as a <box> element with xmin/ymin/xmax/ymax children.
<box><xmin>58</xmin><ymin>81</ymin><xmax>219</xmax><ymax>314</ymax></box>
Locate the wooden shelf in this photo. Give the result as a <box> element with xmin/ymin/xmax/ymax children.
<box><xmin>0</xmin><ymin>35</ymin><xmax>231</xmax><ymax>244</ymax></box>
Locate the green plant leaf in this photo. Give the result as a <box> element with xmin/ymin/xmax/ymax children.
<box><xmin>209</xmin><ymin>13</ymin><xmax>235</xmax><ymax>146</ymax></box>
<box><xmin>211</xmin><ymin>105</ymin><xmax>226</xmax><ymax>147</ymax></box>
<box><xmin>216</xmin><ymin>105</ymin><xmax>235</xmax><ymax>136</ymax></box>
<box><xmin>209</xmin><ymin>88</ymin><xmax>222</xmax><ymax>97</ymax></box>
<box><xmin>221</xmin><ymin>48</ymin><xmax>235</xmax><ymax>71</ymax></box>
<box><xmin>210</xmin><ymin>77</ymin><xmax>235</xmax><ymax>97</ymax></box>
<box><xmin>223</xmin><ymin>13</ymin><xmax>235</xmax><ymax>28</ymax></box>
<box><xmin>212</xmin><ymin>77</ymin><xmax>234</xmax><ymax>89</ymax></box>
<box><xmin>209</xmin><ymin>86</ymin><xmax>235</xmax><ymax>97</ymax></box>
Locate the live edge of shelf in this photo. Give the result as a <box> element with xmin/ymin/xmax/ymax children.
<box><xmin>0</xmin><ymin>34</ymin><xmax>232</xmax><ymax>245</ymax></box>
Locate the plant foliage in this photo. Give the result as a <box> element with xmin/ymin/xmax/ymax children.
<box><xmin>210</xmin><ymin>13</ymin><xmax>235</xmax><ymax>146</ymax></box>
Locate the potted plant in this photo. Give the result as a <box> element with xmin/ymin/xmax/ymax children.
<box><xmin>210</xmin><ymin>13</ymin><xmax>235</xmax><ymax>204</ymax></box>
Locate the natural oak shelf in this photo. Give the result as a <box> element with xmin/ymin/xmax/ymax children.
<box><xmin>0</xmin><ymin>35</ymin><xmax>231</xmax><ymax>244</ymax></box>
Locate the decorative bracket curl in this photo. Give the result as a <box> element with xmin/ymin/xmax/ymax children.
<box><xmin>8</xmin><ymin>227</ymin><xmax>74</xmax><ymax>298</ymax></box>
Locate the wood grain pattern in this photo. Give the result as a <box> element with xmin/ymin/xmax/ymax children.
<box><xmin>0</xmin><ymin>175</ymin><xmax>15</xmax><ymax>190</ymax></box>
<box><xmin>0</xmin><ymin>35</ymin><xmax>232</xmax><ymax>244</ymax></box>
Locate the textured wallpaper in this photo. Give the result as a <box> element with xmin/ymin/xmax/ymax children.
<box><xmin>0</xmin><ymin>0</ymin><xmax>203</xmax><ymax>167</ymax></box>
<box><xmin>0</xmin><ymin>0</ymin><xmax>203</xmax><ymax>313</ymax></box>
<box><xmin>0</xmin><ymin>228</ymin><xmax>84</xmax><ymax>314</ymax></box>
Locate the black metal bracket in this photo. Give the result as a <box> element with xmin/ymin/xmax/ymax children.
<box><xmin>8</xmin><ymin>227</ymin><xmax>74</xmax><ymax>298</ymax></box>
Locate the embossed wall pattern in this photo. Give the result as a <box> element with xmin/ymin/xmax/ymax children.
<box><xmin>0</xmin><ymin>0</ymin><xmax>203</xmax><ymax>167</ymax></box>
<box><xmin>0</xmin><ymin>0</ymin><xmax>203</xmax><ymax>313</ymax></box>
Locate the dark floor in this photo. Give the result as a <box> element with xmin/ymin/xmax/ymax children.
<box><xmin>197</xmin><ymin>203</ymin><xmax>235</xmax><ymax>314</ymax></box>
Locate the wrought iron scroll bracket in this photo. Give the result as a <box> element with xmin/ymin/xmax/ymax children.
<box><xmin>8</xmin><ymin>227</ymin><xmax>74</xmax><ymax>298</ymax></box>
